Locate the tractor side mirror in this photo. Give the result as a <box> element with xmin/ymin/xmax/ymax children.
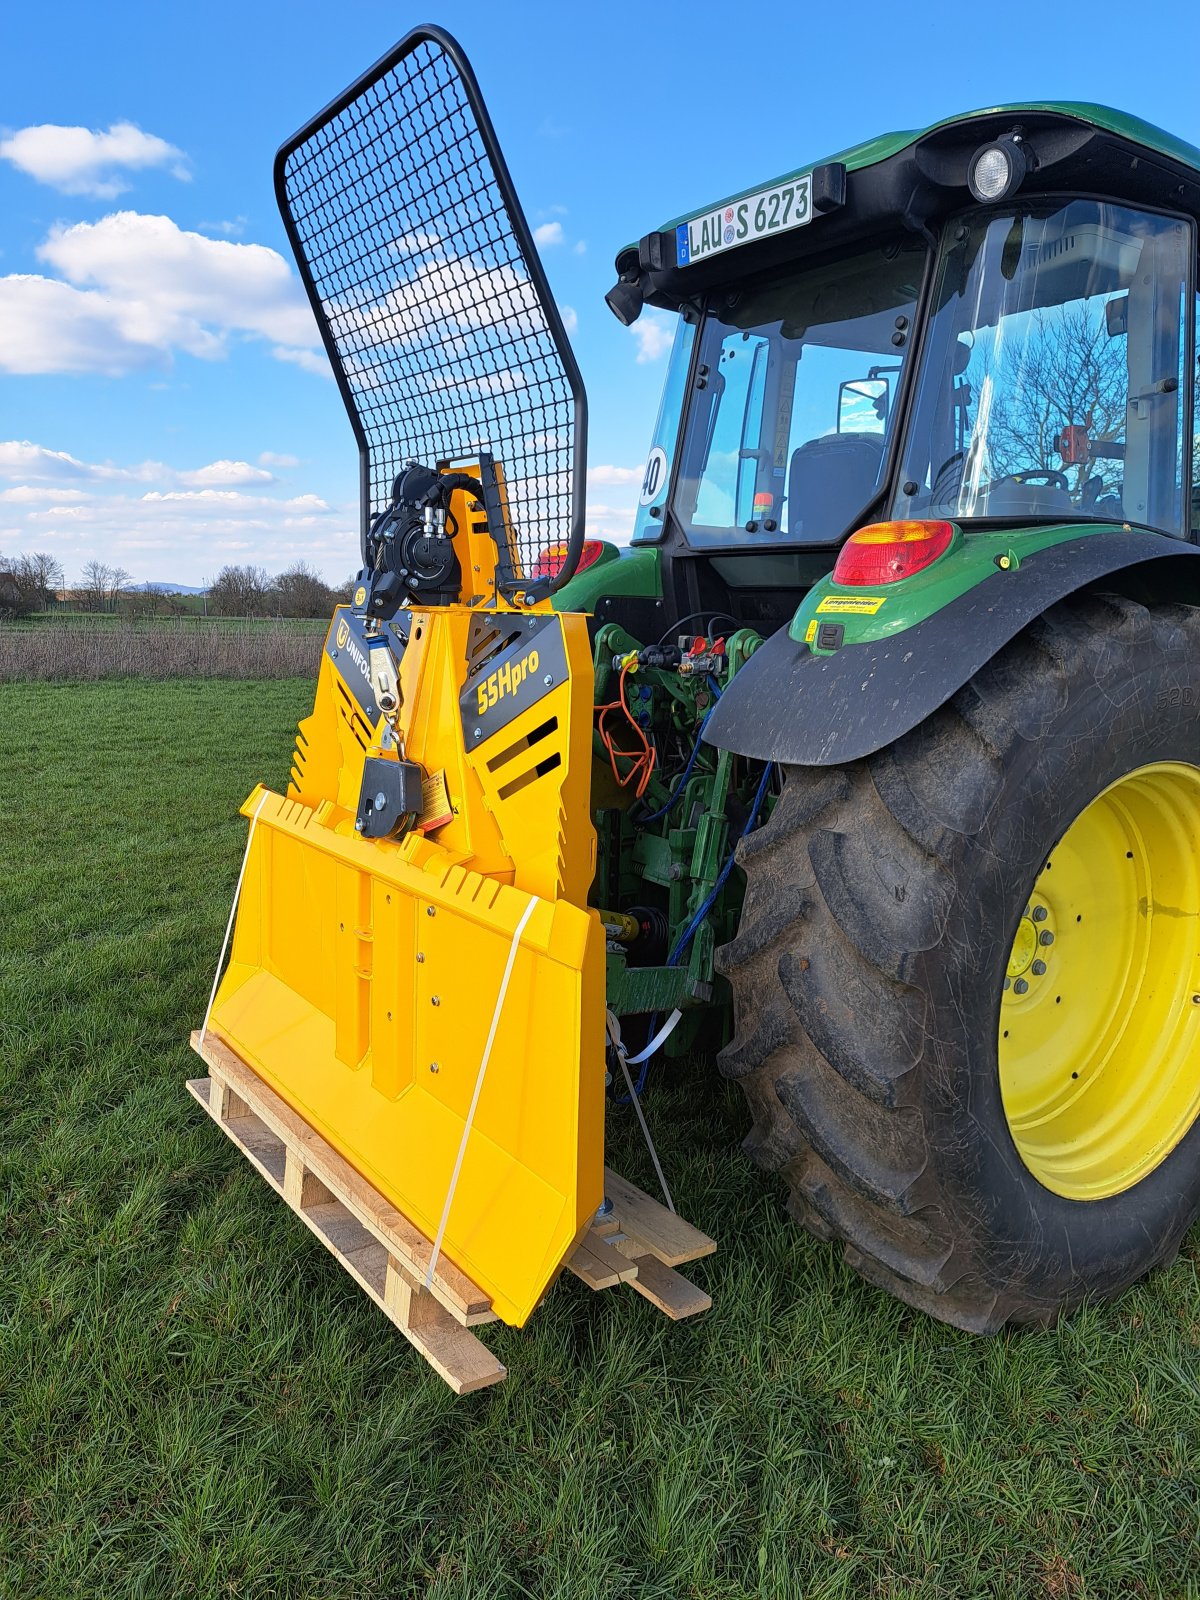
<box><xmin>1106</xmin><ymin>295</ymin><xmax>1129</xmax><ymax>338</ymax></box>
<box><xmin>838</xmin><ymin>377</ymin><xmax>889</xmax><ymax>435</ymax></box>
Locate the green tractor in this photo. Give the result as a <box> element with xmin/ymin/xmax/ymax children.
<box><xmin>194</xmin><ymin>29</ymin><xmax>1200</xmax><ymax>1377</ymax></box>
<box><xmin>571</xmin><ymin>95</ymin><xmax>1200</xmax><ymax>1329</ymax></box>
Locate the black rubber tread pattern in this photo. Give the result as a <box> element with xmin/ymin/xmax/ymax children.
<box><xmin>717</xmin><ymin>592</ymin><xmax>1200</xmax><ymax>1333</ymax></box>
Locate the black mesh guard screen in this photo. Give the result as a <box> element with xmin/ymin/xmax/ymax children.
<box><xmin>274</xmin><ymin>26</ymin><xmax>587</xmax><ymax>595</ymax></box>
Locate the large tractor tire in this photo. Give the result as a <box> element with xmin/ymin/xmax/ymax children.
<box><xmin>718</xmin><ymin>592</ymin><xmax>1200</xmax><ymax>1331</ymax></box>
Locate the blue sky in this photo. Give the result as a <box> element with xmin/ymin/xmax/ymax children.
<box><xmin>2</xmin><ymin>0</ymin><xmax>1197</xmax><ymax>586</ymax></box>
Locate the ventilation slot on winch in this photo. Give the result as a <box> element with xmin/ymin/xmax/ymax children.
<box><xmin>486</xmin><ymin>716</ymin><xmax>562</xmax><ymax>799</ymax></box>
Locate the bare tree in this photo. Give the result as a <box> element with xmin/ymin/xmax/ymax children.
<box><xmin>981</xmin><ymin>304</ymin><xmax>1129</xmax><ymax>498</ymax></box>
<box><xmin>271</xmin><ymin>561</ymin><xmax>342</xmax><ymax>617</ymax></box>
<box><xmin>0</xmin><ymin>558</ymin><xmax>30</xmax><ymax>619</ymax></box>
<box><xmin>12</xmin><ymin>552</ymin><xmax>64</xmax><ymax>612</ymax></box>
<box><xmin>108</xmin><ymin>567</ymin><xmax>132</xmax><ymax>609</ymax></box>
<box><xmin>207</xmin><ymin>564</ymin><xmax>272</xmax><ymax>617</ymax></box>
<box><xmin>77</xmin><ymin>560</ymin><xmax>111</xmax><ymax>613</ymax></box>
<box><xmin>76</xmin><ymin>560</ymin><xmax>132</xmax><ymax>613</ymax></box>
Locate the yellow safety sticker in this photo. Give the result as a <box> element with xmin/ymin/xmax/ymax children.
<box><xmin>418</xmin><ymin>767</ymin><xmax>453</xmax><ymax>832</ymax></box>
<box><xmin>815</xmin><ymin>594</ymin><xmax>886</xmax><ymax>616</ymax></box>
<box><xmin>804</xmin><ymin>619</ymin><xmax>818</xmax><ymax>643</ymax></box>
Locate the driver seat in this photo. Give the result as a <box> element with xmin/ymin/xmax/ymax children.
<box><xmin>786</xmin><ymin>433</ymin><xmax>884</xmax><ymax>540</ymax></box>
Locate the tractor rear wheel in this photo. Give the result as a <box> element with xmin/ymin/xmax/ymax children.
<box><xmin>718</xmin><ymin>592</ymin><xmax>1200</xmax><ymax>1330</ymax></box>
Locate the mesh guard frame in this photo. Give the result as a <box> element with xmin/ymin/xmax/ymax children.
<box><xmin>274</xmin><ymin>25</ymin><xmax>588</xmax><ymax>596</ymax></box>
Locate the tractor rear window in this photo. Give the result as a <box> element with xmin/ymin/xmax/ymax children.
<box><xmin>893</xmin><ymin>200</ymin><xmax>1194</xmax><ymax>536</ymax></box>
<box><xmin>673</xmin><ymin>240</ymin><xmax>926</xmax><ymax>546</ymax></box>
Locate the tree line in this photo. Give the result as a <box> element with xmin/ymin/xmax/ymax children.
<box><xmin>0</xmin><ymin>555</ymin><xmax>353</xmax><ymax>620</ymax></box>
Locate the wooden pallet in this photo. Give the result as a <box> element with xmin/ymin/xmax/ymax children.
<box><xmin>188</xmin><ymin>1030</ymin><xmax>715</xmax><ymax>1394</ymax></box>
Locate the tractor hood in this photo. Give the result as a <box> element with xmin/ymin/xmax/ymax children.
<box><xmin>607</xmin><ymin>103</ymin><xmax>1200</xmax><ymax>325</ymax></box>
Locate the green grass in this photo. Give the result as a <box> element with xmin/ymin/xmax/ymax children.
<box><xmin>2</xmin><ymin>680</ymin><xmax>1199</xmax><ymax>1599</ymax></box>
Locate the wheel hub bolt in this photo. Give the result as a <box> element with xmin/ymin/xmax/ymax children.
<box><xmin>1032</xmin><ymin>906</ymin><xmax>1048</xmax><ymax>922</ymax></box>
<box><xmin>1014</xmin><ymin>978</ymin><xmax>1029</xmax><ymax>994</ymax></box>
<box><xmin>1032</xmin><ymin>959</ymin><xmax>1047</xmax><ymax>976</ymax></box>
<box><xmin>1039</xmin><ymin>930</ymin><xmax>1054</xmax><ymax>946</ymax></box>
<box><xmin>1003</xmin><ymin>977</ymin><xmax>1012</xmax><ymax>991</ymax></box>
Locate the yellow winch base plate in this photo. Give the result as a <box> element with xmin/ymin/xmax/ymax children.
<box><xmin>208</xmin><ymin>790</ymin><xmax>605</xmax><ymax>1327</ymax></box>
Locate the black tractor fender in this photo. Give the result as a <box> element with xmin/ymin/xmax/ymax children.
<box><xmin>704</xmin><ymin>531</ymin><xmax>1200</xmax><ymax>767</ymax></box>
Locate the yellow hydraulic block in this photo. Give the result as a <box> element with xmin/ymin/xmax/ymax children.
<box><xmin>204</xmin><ymin>599</ymin><xmax>604</xmax><ymax>1327</ymax></box>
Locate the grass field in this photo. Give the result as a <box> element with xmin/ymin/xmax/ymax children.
<box><xmin>3</xmin><ymin>679</ymin><xmax>1200</xmax><ymax>1599</ymax></box>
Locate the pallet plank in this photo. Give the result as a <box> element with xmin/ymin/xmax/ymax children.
<box><xmin>187</xmin><ymin>1039</ymin><xmax>716</xmax><ymax>1388</ymax></box>
<box><xmin>624</xmin><ymin>1252</ymin><xmax>712</xmax><ymax>1321</ymax></box>
<box><xmin>567</xmin><ymin>1231</ymin><xmax>640</xmax><ymax>1291</ymax></box>
<box><xmin>603</xmin><ymin>1167</ymin><xmax>717</xmax><ymax>1266</ymax></box>
<box><xmin>190</xmin><ymin>1032</ymin><xmax>495</xmax><ymax>1325</ymax></box>
<box><xmin>187</xmin><ymin>1076</ymin><xmax>505</xmax><ymax>1393</ymax></box>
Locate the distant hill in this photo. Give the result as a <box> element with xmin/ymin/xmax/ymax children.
<box><xmin>140</xmin><ymin>582</ymin><xmax>208</xmax><ymax>595</ymax></box>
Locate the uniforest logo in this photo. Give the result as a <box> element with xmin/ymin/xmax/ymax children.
<box><xmin>335</xmin><ymin>615</ymin><xmax>371</xmax><ymax>682</ymax></box>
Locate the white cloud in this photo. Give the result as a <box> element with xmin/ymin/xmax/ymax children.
<box><xmin>0</xmin><ymin>212</ymin><xmax>320</xmax><ymax>376</ymax></box>
<box><xmin>0</xmin><ymin>440</ymin><xmax>115</xmax><ymax>480</ymax></box>
<box><xmin>0</xmin><ymin>485</ymin><xmax>88</xmax><ymax>504</ymax></box>
<box><xmin>333</xmin><ymin>251</ymin><xmax>545</xmax><ymax>351</ymax></box>
<box><xmin>559</xmin><ymin>304</ymin><xmax>578</xmax><ymax>336</ymax></box>
<box><xmin>258</xmin><ymin>451</ymin><xmax>300</xmax><ymax>469</ymax></box>
<box><xmin>0</xmin><ymin>440</ymin><xmax>353</xmax><ymax>585</ymax></box>
<box><xmin>390</xmin><ymin>230</ymin><xmax>443</xmax><ymax>256</ymax></box>
<box><xmin>573</xmin><ymin>240</ymin><xmax>587</xmax><ymax>256</ymax></box>
<box><xmin>423</xmin><ymin>368</ymin><xmax>528</xmax><ymax>397</ymax></box>
<box><xmin>0</xmin><ymin>440</ymin><xmax>271</xmax><ymax>491</ymax></box>
<box><xmin>533</xmin><ymin>221</ymin><xmax>564</xmax><ymax>247</ymax></box>
<box><xmin>580</xmin><ymin>463</ymin><xmax>647</xmax><ymax>546</ymax></box>
<box><xmin>139</xmin><ymin>488</ymin><xmax>328</xmax><ymax>511</ymax></box>
<box><xmin>631</xmin><ymin>312</ymin><xmax>675</xmax><ymax>364</ymax></box>
<box><xmin>0</xmin><ymin>274</ymin><xmax>162</xmax><ymax>375</ymax></box>
<box><xmin>41</xmin><ymin>212</ymin><xmax>316</xmax><ymax>345</ymax></box>
<box><xmin>272</xmin><ymin>345</ymin><xmax>331</xmax><ymax>378</ymax></box>
<box><xmin>0</xmin><ymin>121</ymin><xmax>189</xmax><ymax>197</ymax></box>
<box><xmin>584</xmin><ymin>501</ymin><xmax>639</xmax><ymax>546</ymax></box>
<box><xmin>176</xmin><ymin>460</ymin><xmax>274</xmax><ymax>488</ymax></box>
<box><xmin>198</xmin><ymin>217</ymin><xmax>247</xmax><ymax>238</ymax></box>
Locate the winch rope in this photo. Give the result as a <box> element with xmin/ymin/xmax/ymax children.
<box><xmin>200</xmin><ymin>788</ymin><xmax>270</xmax><ymax>1048</ymax></box>
<box><xmin>606</xmin><ymin>1009</ymin><xmax>680</xmax><ymax>1213</ymax></box>
<box><xmin>426</xmin><ymin>894</ymin><xmax>539</xmax><ymax>1289</ymax></box>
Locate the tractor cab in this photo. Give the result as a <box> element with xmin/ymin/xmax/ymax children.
<box><xmin>607</xmin><ymin>109</ymin><xmax>1200</xmax><ymax>634</ymax></box>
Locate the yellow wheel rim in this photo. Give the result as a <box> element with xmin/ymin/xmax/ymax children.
<box><xmin>999</xmin><ymin>761</ymin><xmax>1200</xmax><ymax>1201</ymax></box>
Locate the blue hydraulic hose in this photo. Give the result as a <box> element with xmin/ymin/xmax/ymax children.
<box><xmin>666</xmin><ymin>760</ymin><xmax>774</xmax><ymax>968</ymax></box>
<box><xmin>638</xmin><ymin>676</ymin><xmax>723</xmax><ymax>827</ymax></box>
<box><xmin>623</xmin><ymin>760</ymin><xmax>775</xmax><ymax>1099</ymax></box>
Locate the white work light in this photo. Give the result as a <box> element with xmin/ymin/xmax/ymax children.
<box><xmin>968</xmin><ymin>135</ymin><xmax>1031</xmax><ymax>204</ymax></box>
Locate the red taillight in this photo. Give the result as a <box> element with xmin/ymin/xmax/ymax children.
<box><xmin>530</xmin><ymin>539</ymin><xmax>606</xmax><ymax>583</ymax></box>
<box><xmin>831</xmin><ymin>520</ymin><xmax>955</xmax><ymax>586</ymax></box>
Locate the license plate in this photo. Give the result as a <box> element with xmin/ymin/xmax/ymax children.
<box><xmin>676</xmin><ymin>174</ymin><xmax>813</xmax><ymax>268</ymax></box>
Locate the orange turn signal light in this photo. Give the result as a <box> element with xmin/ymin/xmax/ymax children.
<box><xmin>831</xmin><ymin>520</ymin><xmax>954</xmax><ymax>586</ymax></box>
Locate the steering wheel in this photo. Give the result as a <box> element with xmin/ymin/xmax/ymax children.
<box><xmin>928</xmin><ymin>451</ymin><xmax>965</xmax><ymax>505</ymax></box>
<box><xmin>989</xmin><ymin>469</ymin><xmax>1070</xmax><ymax>492</ymax></box>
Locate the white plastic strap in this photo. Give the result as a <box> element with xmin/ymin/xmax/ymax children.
<box><xmin>199</xmin><ymin>788</ymin><xmax>270</xmax><ymax>1047</ymax></box>
<box><xmin>623</xmin><ymin>1008</ymin><xmax>683</xmax><ymax>1066</ymax></box>
<box><xmin>426</xmin><ymin>894</ymin><xmax>539</xmax><ymax>1289</ymax></box>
